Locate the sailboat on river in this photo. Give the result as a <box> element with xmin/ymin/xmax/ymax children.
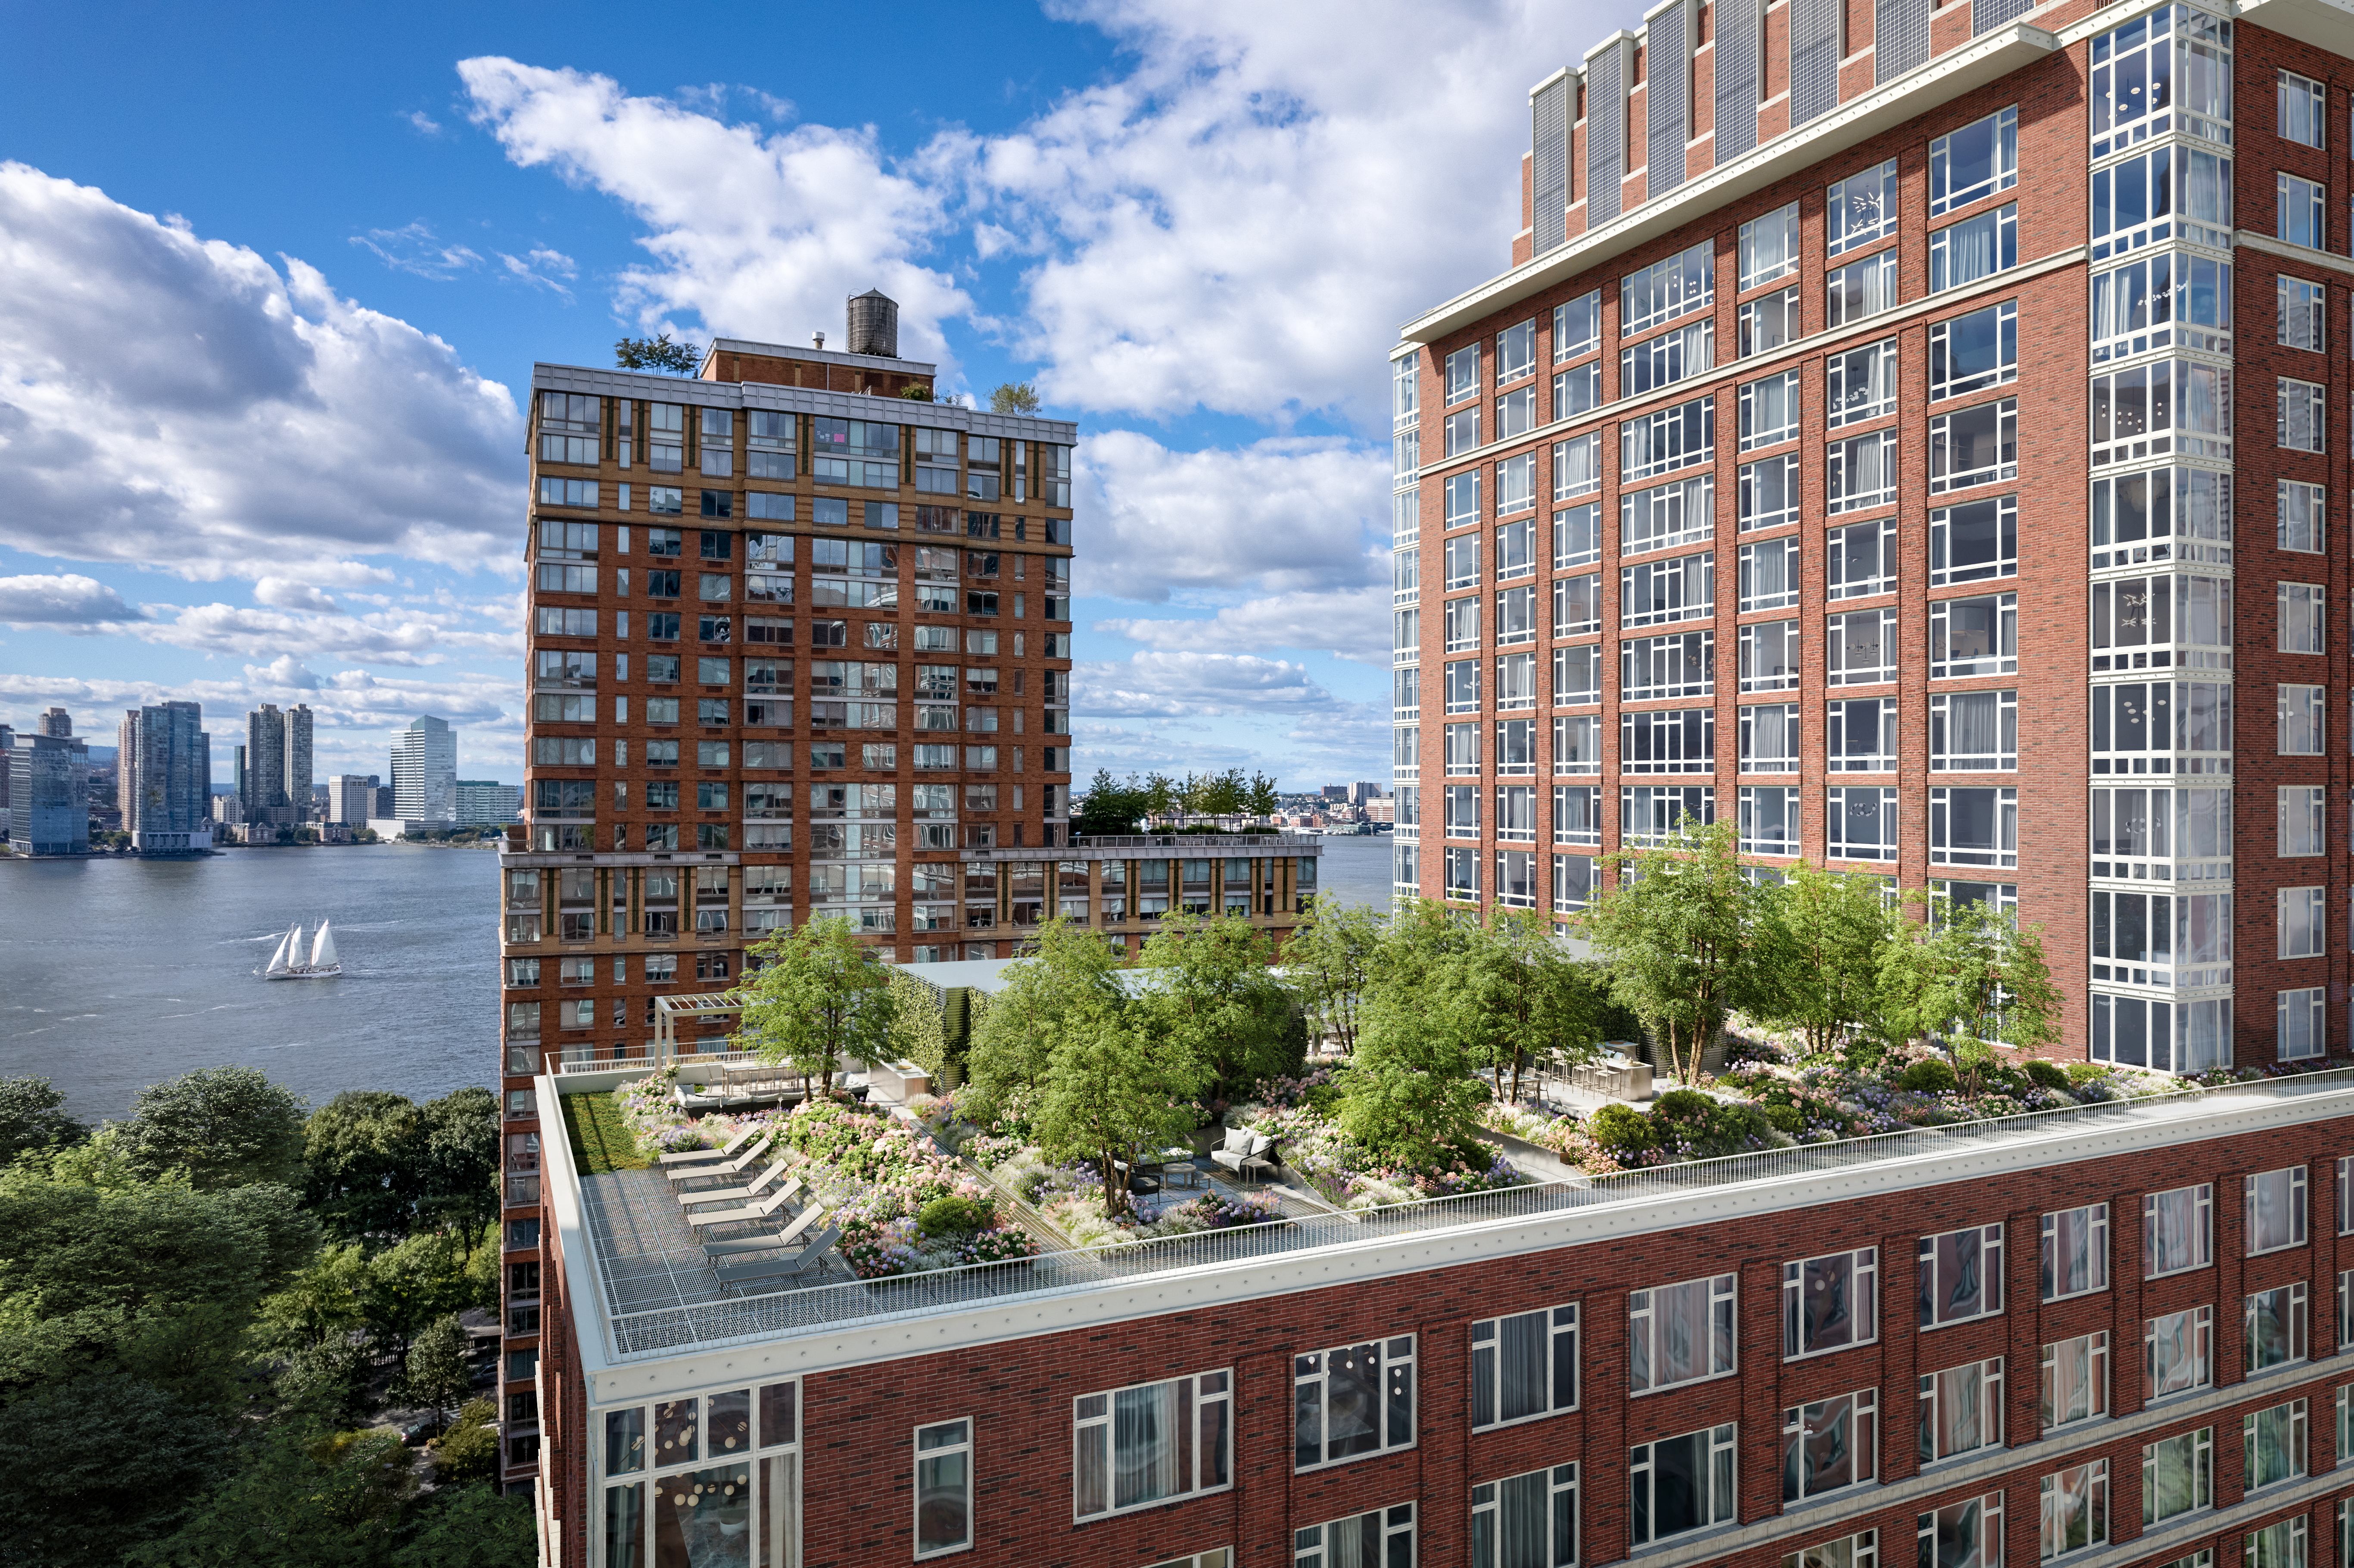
<box><xmin>261</xmin><ymin>919</ymin><xmax>343</xmax><ymax>980</ymax></box>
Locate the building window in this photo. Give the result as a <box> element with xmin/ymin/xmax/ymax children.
<box><xmin>1621</xmin><ymin>708</ymin><xmax>1714</xmax><ymax>775</ymax></box>
<box><xmin>1619</xmin><ymin>396</ymin><xmax>1713</xmax><ymax>482</ymax></box>
<box><xmin>1551</xmin><ymin>852</ymin><xmax>1597</xmax><ymax>912</ymax></box>
<box><xmin>1620</xmin><ymin>551</ymin><xmax>1713</xmax><ymax>628</ymax></box>
<box><xmin>1552</xmin><ymin>786</ymin><xmax>1601</xmax><ymax>846</ymax></box>
<box><xmin>1930</xmin><ymin>787</ymin><xmax>2017</xmax><ymax>868</ymax></box>
<box><xmin>1621</xmin><ymin>318</ymin><xmax>1713</xmax><ymax>399</ymax></box>
<box><xmin>1784</xmin><ymin>1248</ymin><xmax>1877</xmax><ymax>1360</ymax></box>
<box><xmin>2092</xmin><ymin>252</ymin><xmax>2234</xmax><ymax>364</ymax></box>
<box><xmin>1929</xmin><ymin>205</ymin><xmax>2016</xmax><ymax>292</ymax></box>
<box><xmin>1739</xmin><ymin>201</ymin><xmax>1801</xmax><ymax>290</ymax></box>
<box><xmin>2248</xmin><ymin>1167</ymin><xmax>2308</xmax><ymax>1254</ymax></box>
<box><xmin>2148</xmin><ymin>1306</ymin><xmax>2212</xmax><ymax>1400</ymax></box>
<box><xmin>1293</xmin><ymin>1338</ymin><xmax>1414</xmax><ymax>1470</ymax></box>
<box><xmin>2279</xmin><ymin>274</ymin><xmax>2325</xmax><ymax>352</ymax></box>
<box><xmin>2141</xmin><ymin>1426</ymin><xmax>2211</xmax><ymax>1525</ymax></box>
<box><xmin>1739</xmin><ymin>454</ymin><xmax>1800</xmax><ymax>532</ymax></box>
<box><xmin>1470</xmin><ymin>1304</ymin><xmax>1578</xmax><ymax>1429</ymax></box>
<box><xmin>2279</xmin><ymin>479</ymin><xmax>2325</xmax><ymax>552</ymax></box>
<box><xmin>1827</xmin><ymin>338</ymin><xmax>1899</xmax><ymax>428</ymax></box>
<box><xmin>1740</xmin><ymin>283</ymin><xmax>1800</xmax><ymax>357</ymax></box>
<box><xmin>1496</xmin><ymin>317</ymin><xmax>1536</xmax><ymax>383</ymax></box>
<box><xmin>1553</xmin><ymin>644</ymin><xmax>1600</xmax><ymax>705</ymax></box>
<box><xmin>1553</xmin><ymin>433</ymin><xmax>1601</xmax><ymax>499</ymax></box>
<box><xmin>2038</xmin><ymin>1459</ymin><xmax>2108</xmax><ymax>1562</ymax></box>
<box><xmin>1827</xmin><ymin>159</ymin><xmax>1898</xmax><ymax>254</ymax></box>
<box><xmin>1444</xmin><ymin>596</ymin><xmax>1481</xmax><ymax>653</ymax></box>
<box><xmin>1930</xmin><ymin>305</ymin><xmax>2016</xmax><ymax>401</ymax></box>
<box><xmin>1919</xmin><ymin>1359</ymin><xmax>2004</xmax><ymax>1460</ymax></box>
<box><xmin>2144</xmin><ymin>1184</ymin><xmax>2212</xmax><ymax>1278</ymax></box>
<box><xmin>1784</xmin><ymin>1389</ymin><xmax>1876</xmax><ymax>1504</ymax></box>
<box><xmin>1827</xmin><ymin>430</ymin><xmax>1897</xmax><ymax>513</ymax></box>
<box><xmin>1739</xmin><ymin>619</ymin><xmax>1800</xmax><ymax>692</ymax></box>
<box><xmin>1929</xmin><ymin>398</ymin><xmax>2017</xmax><ymax>492</ymax></box>
<box><xmin>2279</xmin><ymin>376</ymin><xmax>2326</xmax><ymax>451</ymax></box>
<box><xmin>2280</xmin><ymin>582</ymin><xmax>2325</xmax><ymax>653</ymax></box>
<box><xmin>1554</xmin><ymin>290</ymin><xmax>1600</xmax><ymax>361</ymax></box>
<box><xmin>1629</xmin><ymin>1424</ymin><xmax>1736</xmax><ymax>1545</ymax></box>
<box><xmin>1622</xmin><ymin>786</ymin><xmax>1716</xmax><ymax>843</ymax></box>
<box><xmin>1826</xmin><ymin>787</ymin><xmax>1896</xmax><ymax>864</ymax></box>
<box><xmin>1827</xmin><ymin>518</ymin><xmax>1896</xmax><ymax>600</ymax></box>
<box><xmin>1620</xmin><ymin>240</ymin><xmax>1713</xmax><ymax>336</ymax></box>
<box><xmin>1930</xmin><ymin>496</ymin><xmax>2017</xmax><ymax>585</ymax></box>
<box><xmin>1296</xmin><ymin>1504</ymin><xmax>1414</xmax><ymax>1568</ymax></box>
<box><xmin>1931</xmin><ymin>690</ymin><xmax>2016</xmax><ymax>771</ymax></box>
<box><xmin>1930</xmin><ymin>106</ymin><xmax>2017</xmax><ymax>215</ymax></box>
<box><xmin>1739</xmin><ymin>787</ymin><xmax>1800</xmax><ymax>856</ymax></box>
<box><xmin>2279</xmin><ymin>886</ymin><xmax>2326</xmax><ymax>958</ymax></box>
<box><xmin>1554</xmin><ymin>503</ymin><xmax>1601</xmax><ymax>567</ymax></box>
<box><xmin>2280</xmin><ymin>68</ymin><xmax>2326</xmax><ymax>145</ymax></box>
<box><xmin>1830</xmin><ymin>698</ymin><xmax>1898</xmax><ymax>772</ymax></box>
<box><xmin>1621</xmin><ymin>474</ymin><xmax>1713</xmax><ymax>557</ymax></box>
<box><xmin>2279</xmin><ymin>173</ymin><xmax>2326</xmax><ymax>249</ymax></box>
<box><xmin>2244</xmin><ymin>1400</ymin><xmax>2308</xmax><ymax>1491</ymax></box>
<box><xmin>2247</xmin><ymin>1284</ymin><xmax>2309</xmax><ymax>1373</ymax></box>
<box><xmin>1552</xmin><ymin>358</ymin><xmax>1600</xmax><ymax>421</ymax></box>
<box><xmin>1920</xmin><ymin>1223</ymin><xmax>2004</xmax><ymax>1327</ymax></box>
<box><xmin>1828</xmin><ymin>251</ymin><xmax>1899</xmax><ymax>327</ymax></box>
<box><xmin>1072</xmin><ymin>1369</ymin><xmax>1230</xmax><ymax>1519</ymax></box>
<box><xmin>1931</xmin><ymin>594</ymin><xmax>2017</xmax><ymax>678</ymax></box>
<box><xmin>1826</xmin><ymin>609</ymin><xmax>1896</xmax><ymax>686</ymax></box>
<box><xmin>1628</xmin><ymin>1274</ymin><xmax>1735</xmax><ymax>1393</ymax></box>
<box><xmin>914</xmin><ymin>1419</ymin><xmax>971</xmax><ymax>1559</ymax></box>
<box><xmin>2040</xmin><ymin>1332</ymin><xmax>2108</xmax><ymax>1433</ymax></box>
<box><xmin>1620</xmin><ymin>632</ymin><xmax>1713</xmax><ymax>702</ymax></box>
<box><xmin>2245</xmin><ymin>1516</ymin><xmax>2305</xmax><ymax>1568</ymax></box>
<box><xmin>1740</xmin><ymin>370</ymin><xmax>1800</xmax><ymax>451</ymax></box>
<box><xmin>1444</xmin><ymin>344</ymin><xmax>1479</xmax><ymax>404</ymax></box>
<box><xmin>2040</xmin><ymin>1205</ymin><xmax>2108</xmax><ymax>1302</ymax></box>
<box><xmin>1552</xmin><ymin>715</ymin><xmax>1601</xmax><ymax>775</ymax></box>
<box><xmin>1738</xmin><ymin>538</ymin><xmax>1799</xmax><ymax>613</ymax></box>
<box><xmin>1470</xmin><ymin>1466</ymin><xmax>1576</xmax><ymax>1568</ymax></box>
<box><xmin>2280</xmin><ymin>684</ymin><xmax>2325</xmax><ymax>754</ymax></box>
<box><xmin>2091</xmin><ymin>358</ymin><xmax>2231</xmax><ymax>466</ymax></box>
<box><xmin>1740</xmin><ymin>703</ymin><xmax>1802</xmax><ymax>775</ymax></box>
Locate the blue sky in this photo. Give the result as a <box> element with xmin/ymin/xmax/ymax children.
<box><xmin>0</xmin><ymin>0</ymin><xmax>1643</xmax><ymax>787</ymax></box>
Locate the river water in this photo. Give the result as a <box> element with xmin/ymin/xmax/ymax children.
<box><xmin>0</xmin><ymin>835</ymin><xmax>1395</xmax><ymax>1123</ymax></box>
<box><xmin>1</xmin><ymin>845</ymin><xmax>502</xmax><ymax>1121</ymax></box>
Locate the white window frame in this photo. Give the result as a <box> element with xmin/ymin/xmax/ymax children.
<box><xmin>1929</xmin><ymin>495</ymin><xmax>2018</xmax><ymax>587</ymax></box>
<box><xmin>2142</xmin><ymin>1183</ymin><xmax>2212</xmax><ymax>1279</ymax></box>
<box><xmin>1071</xmin><ymin>1369</ymin><xmax>1232</xmax><ymax>1520</ymax></box>
<box><xmin>1628</xmin><ymin>1423</ymin><xmax>1737</xmax><ymax>1546</ymax></box>
<box><xmin>2245</xmin><ymin>1282</ymin><xmax>2310</xmax><ymax>1373</ymax></box>
<box><xmin>2280</xmin><ymin>985</ymin><xmax>2327</xmax><ymax>1061</ymax></box>
<box><xmin>2279</xmin><ymin>375</ymin><xmax>2326</xmax><ymax>451</ymax></box>
<box><xmin>1831</xmin><ymin>697</ymin><xmax>1900</xmax><ymax>774</ymax></box>
<box><xmin>2040</xmin><ymin>1331</ymin><xmax>2109</xmax><ymax>1434</ymax></box>
<box><xmin>2279</xmin><ymin>479</ymin><xmax>2325</xmax><ymax>554</ymax></box>
<box><xmin>2279</xmin><ymin>885</ymin><xmax>2326</xmax><ymax>959</ymax></box>
<box><xmin>1783</xmin><ymin>1388</ymin><xmax>1878</xmax><ymax>1503</ymax></box>
<box><xmin>1919</xmin><ymin>1223</ymin><xmax>2005</xmax><ymax>1328</ymax></box>
<box><xmin>1784</xmin><ymin>1248</ymin><xmax>1879</xmax><ymax>1360</ymax></box>
<box><xmin>1295</xmin><ymin>1505</ymin><xmax>1415</xmax><ymax>1568</ymax></box>
<box><xmin>1292</xmin><ymin>1337</ymin><xmax>1415</xmax><ymax>1472</ymax></box>
<box><xmin>1628</xmin><ymin>1273</ymin><xmax>1737</xmax><ymax>1394</ymax></box>
<box><xmin>2141</xmin><ymin>1426</ymin><xmax>2211</xmax><ymax>1526</ymax></box>
<box><xmin>1471</xmin><ymin>1465</ymin><xmax>1578</xmax><ymax>1568</ymax></box>
<box><xmin>2243</xmin><ymin>1399</ymin><xmax>2309</xmax><ymax>1492</ymax></box>
<box><xmin>914</xmin><ymin>1418</ymin><xmax>973</xmax><ymax>1559</ymax></box>
<box><xmin>1930</xmin><ymin>690</ymin><xmax>2018</xmax><ymax>772</ymax></box>
<box><xmin>1740</xmin><ymin>369</ymin><xmax>1801</xmax><ymax>451</ymax></box>
<box><xmin>2246</xmin><ymin>1167</ymin><xmax>2309</xmax><ymax>1255</ymax></box>
<box><xmin>2146</xmin><ymin>1306</ymin><xmax>2213</xmax><ymax>1401</ymax></box>
<box><xmin>1929</xmin><ymin>105</ymin><xmax>2018</xmax><ymax>215</ymax></box>
<box><xmin>2039</xmin><ymin>1458</ymin><xmax>2108</xmax><ymax>1562</ymax></box>
<box><xmin>1918</xmin><ymin>1358</ymin><xmax>2005</xmax><ymax>1461</ymax></box>
<box><xmin>2040</xmin><ymin>1204</ymin><xmax>2110</xmax><ymax>1303</ymax></box>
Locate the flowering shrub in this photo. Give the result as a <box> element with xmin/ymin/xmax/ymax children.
<box><xmin>1227</xmin><ymin>1095</ymin><xmax>1520</xmax><ymax>1211</ymax></box>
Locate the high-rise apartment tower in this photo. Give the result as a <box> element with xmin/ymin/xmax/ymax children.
<box><xmin>119</xmin><ymin>701</ymin><xmax>211</xmax><ymax>851</ymax></box>
<box><xmin>392</xmin><ymin>715</ymin><xmax>458</xmax><ymax>822</ymax></box>
<box><xmin>1391</xmin><ymin>0</ymin><xmax>2354</xmax><ymax>1075</ymax></box>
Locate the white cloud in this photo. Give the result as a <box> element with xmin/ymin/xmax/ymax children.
<box><xmin>0</xmin><ymin>573</ymin><xmax>141</xmax><ymax>629</ymax></box>
<box><xmin>458</xmin><ymin>58</ymin><xmax>970</xmax><ymax>361</ymax></box>
<box><xmin>252</xmin><ymin>577</ymin><xmax>341</xmax><ymax>613</ymax></box>
<box><xmin>1096</xmin><ymin>583</ymin><xmax>1391</xmax><ymax>665</ymax></box>
<box><xmin>1074</xmin><ymin>429</ymin><xmax>1386</xmax><ymax>601</ymax></box>
<box><xmin>498</xmin><ymin>246</ymin><xmax>577</xmax><ymax>299</ymax></box>
<box><xmin>1075</xmin><ymin>649</ymin><xmax>1339</xmax><ymax>719</ymax></box>
<box><xmin>403</xmin><ymin>110</ymin><xmax>444</xmax><ymax>136</ymax></box>
<box><xmin>350</xmin><ymin>220</ymin><xmax>484</xmax><ymax>278</ymax></box>
<box><xmin>945</xmin><ymin>0</ymin><xmax>1554</xmax><ymax>422</ymax></box>
<box><xmin>0</xmin><ymin>164</ymin><xmax>523</xmax><ymax>579</ymax></box>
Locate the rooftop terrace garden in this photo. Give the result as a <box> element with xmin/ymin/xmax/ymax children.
<box><xmin>579</xmin><ymin>847</ymin><xmax>2354</xmax><ymax>1284</ymax></box>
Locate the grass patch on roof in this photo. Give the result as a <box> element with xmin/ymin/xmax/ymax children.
<box><xmin>565</xmin><ymin>1088</ymin><xmax>650</xmax><ymax>1175</ymax></box>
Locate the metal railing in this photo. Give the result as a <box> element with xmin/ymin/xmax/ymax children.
<box><xmin>1072</xmin><ymin>833</ymin><xmax>1318</xmax><ymax>849</ymax></box>
<box><xmin>596</xmin><ymin>1067</ymin><xmax>2354</xmax><ymax>1357</ymax></box>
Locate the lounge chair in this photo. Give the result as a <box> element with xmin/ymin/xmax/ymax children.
<box><xmin>656</xmin><ymin>1125</ymin><xmax>764</xmax><ymax>1168</ymax></box>
<box><xmin>663</xmin><ymin>1131</ymin><xmax>773</xmax><ymax>1185</ymax></box>
<box><xmin>676</xmin><ymin>1160</ymin><xmax>792</xmax><ymax>1208</ymax></box>
<box><xmin>715</xmin><ymin>1226</ymin><xmax>840</xmax><ymax>1293</ymax></box>
<box><xmin>702</xmin><ymin>1202</ymin><xmax>827</xmax><ymax>1259</ymax></box>
<box><xmin>686</xmin><ymin>1178</ymin><xmax>807</xmax><ymax>1233</ymax></box>
<box><xmin>1209</xmin><ymin>1126</ymin><xmax>1279</xmax><ymax>1183</ymax></box>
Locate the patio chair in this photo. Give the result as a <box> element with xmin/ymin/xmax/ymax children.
<box><xmin>663</xmin><ymin>1130</ymin><xmax>773</xmax><ymax>1185</ymax></box>
<box><xmin>685</xmin><ymin>1178</ymin><xmax>807</xmax><ymax>1233</ymax></box>
<box><xmin>714</xmin><ymin>1226</ymin><xmax>840</xmax><ymax>1294</ymax></box>
<box><xmin>702</xmin><ymin>1202</ymin><xmax>827</xmax><ymax>1259</ymax></box>
<box><xmin>656</xmin><ymin>1125</ymin><xmax>763</xmax><ymax>1169</ymax></box>
<box><xmin>1209</xmin><ymin>1126</ymin><xmax>1279</xmax><ymax>1183</ymax></box>
<box><xmin>676</xmin><ymin>1160</ymin><xmax>792</xmax><ymax>1208</ymax></box>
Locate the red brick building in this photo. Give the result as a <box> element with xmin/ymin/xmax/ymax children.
<box><xmin>1390</xmin><ymin>0</ymin><xmax>2354</xmax><ymax>1077</ymax></box>
<box><xmin>529</xmin><ymin>1061</ymin><xmax>2354</xmax><ymax>1568</ymax></box>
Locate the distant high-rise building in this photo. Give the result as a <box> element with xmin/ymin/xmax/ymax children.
<box><xmin>1351</xmin><ymin>781</ymin><xmax>1384</xmax><ymax>806</ymax></box>
<box><xmin>1321</xmin><ymin>785</ymin><xmax>1349</xmax><ymax>802</ymax></box>
<box><xmin>391</xmin><ymin>716</ymin><xmax>457</xmax><ymax>822</ymax></box>
<box><xmin>374</xmin><ymin>784</ymin><xmax>395</xmax><ymax>818</ymax></box>
<box><xmin>454</xmin><ymin>780</ymin><xmax>521</xmax><ymax>826</ymax></box>
<box><xmin>243</xmin><ymin>704</ymin><xmax>287</xmax><ymax>819</ymax></box>
<box><xmin>231</xmin><ymin>744</ymin><xmax>246</xmax><ymax>802</ymax></box>
<box><xmin>37</xmin><ymin>707</ymin><xmax>71</xmax><ymax>738</ymax></box>
<box><xmin>3</xmin><ymin>724</ymin><xmax>89</xmax><ymax>855</ymax></box>
<box><xmin>326</xmin><ymin>774</ymin><xmax>378</xmax><ymax>825</ymax></box>
<box><xmin>118</xmin><ymin>701</ymin><xmax>211</xmax><ymax>851</ymax></box>
<box><xmin>283</xmin><ymin>703</ymin><xmax>313</xmax><ymax>818</ymax></box>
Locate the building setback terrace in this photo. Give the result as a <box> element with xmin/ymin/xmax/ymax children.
<box><xmin>547</xmin><ymin>1062</ymin><xmax>2354</xmax><ymax>1361</ymax></box>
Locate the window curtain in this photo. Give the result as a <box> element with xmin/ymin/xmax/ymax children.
<box><xmin>1500</xmin><ymin>1313</ymin><xmax>1548</xmax><ymax>1423</ymax></box>
<box><xmin>1949</xmin><ymin>692</ymin><xmax>2000</xmax><ymax>762</ymax></box>
<box><xmin>1499</xmin><ymin>1471</ymin><xmax>1548</xmax><ymax>1568</ymax></box>
<box><xmin>1112</xmin><ymin>1382</ymin><xmax>1178</xmax><ymax>1509</ymax></box>
<box><xmin>1934</xmin><ymin>1366</ymin><xmax>1984</xmax><ymax>1456</ymax></box>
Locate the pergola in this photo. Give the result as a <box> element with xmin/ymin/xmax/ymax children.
<box><xmin>650</xmin><ymin>988</ymin><xmax>747</xmax><ymax>1067</ymax></box>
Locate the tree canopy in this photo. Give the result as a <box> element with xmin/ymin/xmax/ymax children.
<box><xmin>613</xmin><ymin>333</ymin><xmax>700</xmax><ymax>373</ymax></box>
<box><xmin>116</xmin><ymin>1065</ymin><xmax>308</xmax><ymax>1190</ymax></box>
<box><xmin>738</xmin><ymin>915</ymin><xmax>898</xmax><ymax>1091</ymax></box>
<box><xmin>1136</xmin><ymin>914</ymin><xmax>1302</xmax><ymax>1100</ymax></box>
